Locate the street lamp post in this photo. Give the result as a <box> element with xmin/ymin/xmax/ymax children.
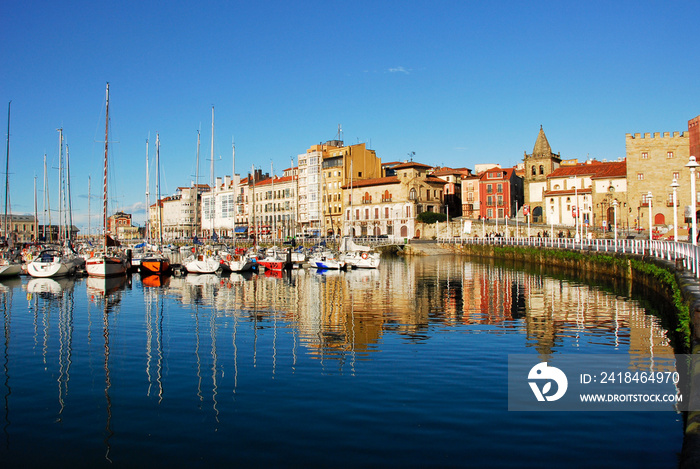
<box><xmin>569</xmin><ymin>175</ymin><xmax>579</xmax><ymax>241</ymax></box>
<box><xmin>612</xmin><ymin>199</ymin><xmax>618</xmax><ymax>243</ymax></box>
<box><xmin>686</xmin><ymin>156</ymin><xmax>699</xmax><ymax>245</ymax></box>
<box><xmin>671</xmin><ymin>178</ymin><xmax>679</xmax><ymax>243</ymax></box>
<box><xmin>550</xmin><ymin>207</ymin><xmax>554</xmax><ymax>238</ymax></box>
<box><xmin>647</xmin><ymin>191</ymin><xmax>653</xmax><ymax>243</ymax></box>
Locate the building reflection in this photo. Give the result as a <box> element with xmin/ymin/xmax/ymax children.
<box><xmin>152</xmin><ymin>257</ymin><xmax>674</xmax><ymax>369</ymax></box>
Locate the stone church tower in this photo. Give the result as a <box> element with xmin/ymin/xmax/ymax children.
<box><xmin>523</xmin><ymin>126</ymin><xmax>561</xmax><ymax>222</ymax></box>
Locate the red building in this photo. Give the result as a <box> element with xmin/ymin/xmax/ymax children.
<box><xmin>690</xmin><ymin>115</ymin><xmax>700</xmax><ymax>160</ymax></box>
<box><xmin>478</xmin><ymin>167</ymin><xmax>523</xmax><ymax>219</ymax></box>
<box><xmin>107</xmin><ymin>211</ymin><xmax>132</xmax><ymax>235</ymax></box>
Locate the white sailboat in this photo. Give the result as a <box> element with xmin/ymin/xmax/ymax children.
<box><xmin>339</xmin><ymin>236</ymin><xmax>381</xmax><ymax>269</ymax></box>
<box><xmin>184</xmin><ymin>107</ymin><xmax>219</xmax><ymax>275</ymax></box>
<box><xmin>86</xmin><ymin>83</ymin><xmax>128</xmax><ymax>278</ymax></box>
<box><xmin>28</xmin><ymin>129</ymin><xmax>83</xmax><ymax>278</ymax></box>
<box><xmin>0</xmin><ymin>101</ymin><xmax>22</xmax><ymax>278</ymax></box>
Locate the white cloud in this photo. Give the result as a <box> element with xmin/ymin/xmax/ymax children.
<box><xmin>388</xmin><ymin>66</ymin><xmax>411</xmax><ymax>74</ymax></box>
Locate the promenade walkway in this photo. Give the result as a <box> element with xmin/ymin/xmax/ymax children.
<box><xmin>436</xmin><ymin>235</ymin><xmax>700</xmax><ymax>280</ymax></box>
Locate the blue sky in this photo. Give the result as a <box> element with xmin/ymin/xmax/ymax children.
<box><xmin>1</xmin><ymin>1</ymin><xmax>699</xmax><ymax>232</ymax></box>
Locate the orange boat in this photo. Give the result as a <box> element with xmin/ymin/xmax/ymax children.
<box><xmin>139</xmin><ymin>253</ymin><xmax>171</xmax><ymax>276</ymax></box>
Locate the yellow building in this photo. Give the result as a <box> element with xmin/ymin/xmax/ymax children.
<box><xmin>625</xmin><ymin>131</ymin><xmax>690</xmax><ymax>234</ymax></box>
<box><xmin>297</xmin><ymin>140</ymin><xmax>381</xmax><ymax>236</ymax></box>
<box><xmin>345</xmin><ymin>161</ymin><xmax>446</xmax><ymax>239</ymax></box>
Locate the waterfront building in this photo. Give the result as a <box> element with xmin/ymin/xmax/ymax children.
<box><xmin>625</xmin><ymin>130</ymin><xmax>690</xmax><ymax>232</ymax></box>
<box><xmin>461</xmin><ymin>173</ymin><xmax>482</xmax><ymax>219</ymax></box>
<box><xmin>249</xmin><ymin>169</ymin><xmax>297</xmax><ymax>241</ymax></box>
<box><xmin>478</xmin><ymin>166</ymin><xmax>523</xmax><ymax>219</ymax></box>
<box><xmin>201</xmin><ymin>175</ymin><xmax>241</xmax><ymax>239</ymax></box>
<box><xmin>543</xmin><ymin>160</ymin><xmax>627</xmax><ymax>231</ymax></box>
<box><xmin>152</xmin><ymin>184</ymin><xmax>209</xmax><ymax>241</ymax></box>
<box><xmin>298</xmin><ymin>140</ymin><xmax>381</xmax><ymax>236</ymax></box>
<box><xmin>344</xmin><ymin>161</ymin><xmax>446</xmax><ymax>239</ymax></box>
<box><xmin>0</xmin><ymin>214</ymin><xmax>37</xmax><ymax>243</ymax></box>
<box><xmin>689</xmin><ymin>115</ymin><xmax>700</xmax><ymax>165</ymax></box>
<box><xmin>431</xmin><ymin>167</ymin><xmax>471</xmax><ymax>218</ymax></box>
<box><xmin>116</xmin><ymin>225</ymin><xmax>142</xmax><ymax>240</ymax></box>
<box><xmin>523</xmin><ymin>126</ymin><xmax>562</xmax><ymax>223</ymax></box>
<box><xmin>107</xmin><ymin>211</ymin><xmax>131</xmax><ymax>236</ymax></box>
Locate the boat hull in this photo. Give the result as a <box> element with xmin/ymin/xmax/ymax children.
<box><xmin>0</xmin><ymin>263</ymin><xmax>22</xmax><ymax>278</ymax></box>
<box><xmin>139</xmin><ymin>257</ymin><xmax>171</xmax><ymax>275</ymax></box>
<box><xmin>184</xmin><ymin>257</ymin><xmax>220</xmax><ymax>274</ymax></box>
<box><xmin>27</xmin><ymin>261</ymin><xmax>70</xmax><ymax>278</ymax></box>
<box><xmin>86</xmin><ymin>256</ymin><xmax>127</xmax><ymax>277</ymax></box>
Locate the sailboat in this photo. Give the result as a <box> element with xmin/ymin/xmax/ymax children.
<box><xmin>184</xmin><ymin>107</ymin><xmax>220</xmax><ymax>275</ymax></box>
<box><xmin>0</xmin><ymin>102</ymin><xmax>22</xmax><ymax>278</ymax></box>
<box><xmin>219</xmin><ymin>139</ymin><xmax>255</xmax><ymax>273</ymax></box>
<box><xmin>140</xmin><ymin>133</ymin><xmax>170</xmax><ymax>276</ymax></box>
<box><xmin>28</xmin><ymin>129</ymin><xmax>84</xmax><ymax>278</ymax></box>
<box><xmin>86</xmin><ymin>83</ymin><xmax>128</xmax><ymax>278</ymax></box>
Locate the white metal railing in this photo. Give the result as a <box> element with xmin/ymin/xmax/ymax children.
<box><xmin>436</xmin><ymin>236</ymin><xmax>700</xmax><ymax>279</ymax></box>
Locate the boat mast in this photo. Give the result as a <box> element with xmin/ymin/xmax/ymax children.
<box><xmin>350</xmin><ymin>159</ymin><xmax>353</xmax><ymax>238</ymax></box>
<box><xmin>251</xmin><ymin>164</ymin><xmax>256</xmax><ymax>246</ymax></box>
<box><xmin>57</xmin><ymin>128</ymin><xmax>63</xmax><ymax>242</ymax></box>
<box><xmin>194</xmin><ymin>130</ymin><xmax>200</xmax><ymax>239</ymax></box>
<box><xmin>88</xmin><ymin>176</ymin><xmax>90</xmax><ymax>241</ymax></box>
<box><xmin>156</xmin><ymin>133</ymin><xmax>163</xmax><ymax>248</ymax></box>
<box><xmin>209</xmin><ymin>106</ymin><xmax>214</xmax><ymax>239</ymax></box>
<box><xmin>271</xmin><ymin>161</ymin><xmax>275</xmax><ymax>243</ymax></box>
<box><xmin>34</xmin><ymin>174</ymin><xmax>38</xmax><ymax>242</ymax></box>
<box><xmin>66</xmin><ymin>143</ymin><xmax>73</xmax><ymax>241</ymax></box>
<box><xmin>44</xmin><ymin>154</ymin><xmax>51</xmax><ymax>242</ymax></box>
<box><xmin>145</xmin><ymin>136</ymin><xmax>150</xmax><ymax>243</ymax></box>
<box><xmin>291</xmin><ymin>156</ymin><xmax>296</xmax><ymax>239</ymax></box>
<box><xmin>4</xmin><ymin>101</ymin><xmax>10</xmax><ymax>245</ymax></box>
<box><xmin>235</xmin><ymin>137</ymin><xmax>238</xmax><ymax>241</ymax></box>
<box><xmin>103</xmin><ymin>82</ymin><xmax>109</xmax><ymax>252</ymax></box>
<box><xmin>210</xmin><ymin>106</ymin><xmax>215</xmax><ymax>189</ymax></box>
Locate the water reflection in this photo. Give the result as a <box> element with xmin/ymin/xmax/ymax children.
<box><xmin>150</xmin><ymin>258</ymin><xmax>673</xmax><ymax>369</ymax></box>
<box><xmin>0</xmin><ymin>257</ymin><xmax>681</xmax><ymax>467</ymax></box>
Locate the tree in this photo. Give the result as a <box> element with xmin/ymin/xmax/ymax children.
<box><xmin>417</xmin><ymin>212</ymin><xmax>447</xmax><ymax>224</ymax></box>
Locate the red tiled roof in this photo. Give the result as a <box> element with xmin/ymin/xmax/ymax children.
<box><xmin>392</xmin><ymin>161</ymin><xmax>433</xmax><ymax>170</ymax></box>
<box><xmin>343</xmin><ymin>176</ymin><xmax>400</xmax><ymax>189</ymax></box>
<box><xmin>543</xmin><ymin>188</ymin><xmax>593</xmax><ymax>196</ymax></box>
<box><xmin>548</xmin><ymin>161</ymin><xmax>626</xmax><ymax>179</ymax></box>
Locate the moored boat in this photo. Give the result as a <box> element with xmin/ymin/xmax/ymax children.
<box><xmin>27</xmin><ymin>246</ymin><xmax>84</xmax><ymax>278</ymax></box>
<box><xmin>139</xmin><ymin>252</ymin><xmax>171</xmax><ymax>276</ymax></box>
<box><xmin>307</xmin><ymin>249</ymin><xmax>345</xmax><ymax>270</ymax></box>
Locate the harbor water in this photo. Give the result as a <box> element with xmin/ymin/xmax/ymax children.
<box><xmin>0</xmin><ymin>256</ymin><xmax>682</xmax><ymax>468</ymax></box>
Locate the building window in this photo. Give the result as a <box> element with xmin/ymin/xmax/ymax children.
<box><xmin>667</xmin><ymin>151</ymin><xmax>674</xmax><ymax>159</ymax></box>
<box><xmin>637</xmin><ymin>173</ymin><xmax>644</xmax><ymax>180</ymax></box>
<box><xmin>641</xmin><ymin>152</ymin><xmax>648</xmax><ymax>159</ymax></box>
<box><xmin>487</xmin><ymin>208</ymin><xmax>493</xmax><ymax>218</ymax></box>
<box><xmin>487</xmin><ymin>196</ymin><xmax>493</xmax><ymax>206</ymax></box>
<box><xmin>539</xmin><ymin>165</ymin><xmax>544</xmax><ymax>175</ymax></box>
<box><xmin>497</xmin><ymin>183</ymin><xmax>503</xmax><ymax>193</ymax></box>
<box><xmin>673</xmin><ymin>172</ymin><xmax>680</xmax><ymax>180</ymax></box>
<box><xmin>487</xmin><ymin>184</ymin><xmax>493</xmax><ymax>194</ymax></box>
<box><xmin>531</xmin><ymin>166</ymin><xmax>536</xmax><ymax>176</ymax></box>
